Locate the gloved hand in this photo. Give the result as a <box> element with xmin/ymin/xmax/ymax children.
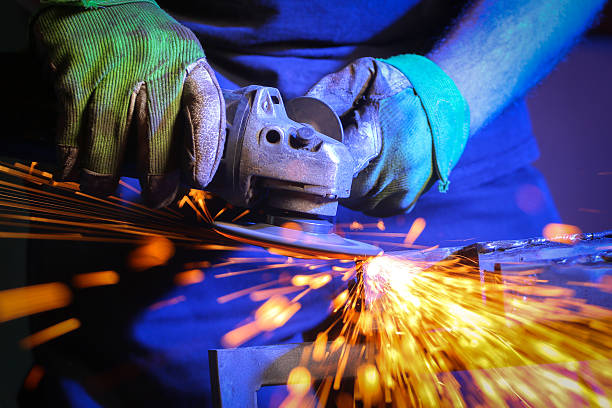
<box><xmin>32</xmin><ymin>0</ymin><xmax>225</xmax><ymax>207</ymax></box>
<box><xmin>306</xmin><ymin>55</ymin><xmax>470</xmax><ymax>216</ymax></box>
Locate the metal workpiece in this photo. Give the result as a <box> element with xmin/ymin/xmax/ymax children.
<box><xmin>208</xmin><ymin>86</ymin><xmax>355</xmax><ymax>217</ymax></box>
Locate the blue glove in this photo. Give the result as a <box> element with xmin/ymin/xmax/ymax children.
<box><xmin>307</xmin><ymin>55</ymin><xmax>469</xmax><ymax>216</ymax></box>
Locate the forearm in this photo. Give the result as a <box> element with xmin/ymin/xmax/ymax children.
<box><xmin>428</xmin><ymin>0</ymin><xmax>607</xmax><ymax>134</ymax></box>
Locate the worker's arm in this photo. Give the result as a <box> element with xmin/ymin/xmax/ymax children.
<box><xmin>308</xmin><ymin>0</ymin><xmax>606</xmax><ymax>216</ymax></box>
<box><xmin>429</xmin><ymin>0</ymin><xmax>607</xmax><ymax>134</ymax></box>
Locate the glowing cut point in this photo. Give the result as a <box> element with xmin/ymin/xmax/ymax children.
<box><xmin>543</xmin><ymin>223</ymin><xmax>582</xmax><ymax>244</ymax></box>
<box><xmin>362</xmin><ymin>255</ymin><xmax>422</xmax><ymax>305</ymax></box>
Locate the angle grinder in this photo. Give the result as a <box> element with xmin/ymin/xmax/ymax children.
<box><xmin>206</xmin><ymin>86</ymin><xmax>382</xmax><ymax>260</ymax></box>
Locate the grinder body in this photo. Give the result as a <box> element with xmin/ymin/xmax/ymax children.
<box><xmin>208</xmin><ymin>86</ymin><xmax>354</xmax><ymax>217</ymax></box>
<box><xmin>206</xmin><ymin>86</ymin><xmax>382</xmax><ymax>259</ymax></box>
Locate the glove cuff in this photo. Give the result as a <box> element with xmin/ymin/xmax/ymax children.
<box><xmin>41</xmin><ymin>0</ymin><xmax>158</xmax><ymax>8</ymax></box>
<box><xmin>378</xmin><ymin>54</ymin><xmax>470</xmax><ymax>193</ymax></box>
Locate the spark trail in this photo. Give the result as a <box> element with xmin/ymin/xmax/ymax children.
<box><xmin>1</xmin><ymin>160</ymin><xmax>611</xmax><ymax>407</ymax></box>
<box><xmin>281</xmin><ymin>251</ymin><xmax>612</xmax><ymax>407</ymax></box>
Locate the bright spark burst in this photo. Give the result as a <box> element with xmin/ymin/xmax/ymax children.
<box><xmin>282</xmin><ymin>251</ymin><xmax>612</xmax><ymax>407</ymax></box>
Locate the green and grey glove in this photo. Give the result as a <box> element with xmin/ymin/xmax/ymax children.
<box><xmin>307</xmin><ymin>55</ymin><xmax>469</xmax><ymax>216</ymax></box>
<box><xmin>32</xmin><ymin>0</ymin><xmax>225</xmax><ymax>207</ymax></box>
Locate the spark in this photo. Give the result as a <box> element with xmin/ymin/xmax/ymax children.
<box><xmin>213</xmin><ymin>206</ymin><xmax>228</xmax><ymax>220</ymax></box>
<box><xmin>231</xmin><ymin>209</ymin><xmax>250</xmax><ymax>222</ymax></box>
<box><xmin>183</xmin><ymin>260</ymin><xmax>211</xmax><ymax>269</ymax></box>
<box><xmin>118</xmin><ymin>179</ymin><xmax>141</xmax><ymax>194</ymax></box>
<box><xmin>332</xmin><ymin>289</ymin><xmax>349</xmax><ymax>311</ymax></box>
<box><xmin>313</xmin><ymin>332</ymin><xmax>328</xmax><ymax>361</ymax></box>
<box><xmin>214</xmin><ymin>262</ymin><xmax>299</xmax><ymax>278</ymax></box>
<box><xmin>350</xmin><ymin>221</ymin><xmax>364</xmax><ymax>231</ymax></box>
<box><xmin>23</xmin><ymin>365</ymin><xmax>45</xmax><ymax>390</ymax></box>
<box><xmin>174</xmin><ymin>269</ymin><xmax>205</xmax><ymax>286</ymax></box>
<box><xmin>149</xmin><ymin>295</ymin><xmax>187</xmax><ymax>311</ymax></box>
<box><xmin>543</xmin><ymin>223</ymin><xmax>583</xmax><ymax>244</ymax></box>
<box><xmin>290</xmin><ymin>288</ymin><xmax>312</xmax><ymax>303</ymax></box>
<box><xmin>20</xmin><ymin>318</ymin><xmax>81</xmax><ymax>349</ymax></box>
<box><xmin>290</xmin><ymin>273</ymin><xmax>332</xmax><ymax>289</ymax></box>
<box><xmin>0</xmin><ymin>283</ymin><xmax>72</xmax><ymax>323</ymax></box>
<box><xmin>250</xmin><ymin>286</ymin><xmax>304</xmax><ymax>301</ymax></box>
<box><xmin>287</xmin><ymin>366</ymin><xmax>312</xmax><ymax>396</ymax></box>
<box><xmin>404</xmin><ymin>217</ymin><xmax>426</xmax><ymax>246</ymax></box>
<box><xmin>221</xmin><ymin>296</ymin><xmax>301</xmax><ymax>347</ymax></box>
<box><xmin>128</xmin><ymin>236</ymin><xmax>175</xmax><ymax>271</ymax></box>
<box><xmin>217</xmin><ymin>279</ymin><xmax>285</xmax><ymax>304</ymax></box>
<box><xmin>72</xmin><ymin>271</ymin><xmax>119</xmax><ymax>288</ymax></box>
<box><xmin>567</xmin><ymin>276</ymin><xmax>612</xmax><ymax>293</ymax></box>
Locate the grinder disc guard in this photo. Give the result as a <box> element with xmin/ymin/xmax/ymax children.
<box><xmin>214</xmin><ymin>220</ymin><xmax>382</xmax><ymax>260</ymax></box>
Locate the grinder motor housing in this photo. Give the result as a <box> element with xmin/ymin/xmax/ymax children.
<box><xmin>208</xmin><ymin>86</ymin><xmax>356</xmax><ymax>218</ymax></box>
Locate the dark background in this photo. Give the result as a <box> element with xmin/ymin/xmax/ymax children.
<box><xmin>0</xmin><ymin>2</ymin><xmax>611</xmax><ymax>408</ymax></box>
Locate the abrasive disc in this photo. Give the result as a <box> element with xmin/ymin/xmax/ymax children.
<box><xmin>214</xmin><ymin>221</ymin><xmax>382</xmax><ymax>260</ymax></box>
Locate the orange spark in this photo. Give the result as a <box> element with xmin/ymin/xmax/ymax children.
<box><xmin>376</xmin><ymin>220</ymin><xmax>385</xmax><ymax>231</ymax></box>
<box><xmin>350</xmin><ymin>221</ymin><xmax>364</xmax><ymax>231</ymax></box>
<box><xmin>543</xmin><ymin>223</ymin><xmax>582</xmax><ymax>244</ymax></box>
<box><xmin>23</xmin><ymin>365</ymin><xmax>45</xmax><ymax>390</ymax></box>
<box><xmin>128</xmin><ymin>236</ymin><xmax>175</xmax><ymax>271</ymax></box>
<box><xmin>250</xmin><ymin>286</ymin><xmax>303</xmax><ymax>301</ymax></box>
<box><xmin>174</xmin><ymin>269</ymin><xmax>205</xmax><ymax>286</ymax></box>
<box><xmin>20</xmin><ymin>318</ymin><xmax>81</xmax><ymax>349</ymax></box>
<box><xmin>221</xmin><ymin>296</ymin><xmax>301</xmax><ymax>347</ymax></box>
<box><xmin>232</xmin><ymin>209</ymin><xmax>250</xmax><ymax>222</ymax></box>
<box><xmin>254</xmin><ymin>296</ymin><xmax>301</xmax><ymax>331</ymax></box>
<box><xmin>217</xmin><ymin>280</ymin><xmax>282</xmax><ymax>304</ymax></box>
<box><xmin>72</xmin><ymin>271</ymin><xmax>119</xmax><ymax>288</ymax></box>
<box><xmin>183</xmin><ymin>261</ymin><xmax>211</xmax><ymax>269</ymax></box>
<box><xmin>291</xmin><ymin>288</ymin><xmax>312</xmax><ymax>303</ymax></box>
<box><xmin>118</xmin><ymin>179</ymin><xmax>141</xmax><ymax>194</ymax></box>
<box><xmin>287</xmin><ymin>366</ymin><xmax>312</xmax><ymax>396</ymax></box>
<box><xmin>332</xmin><ymin>289</ymin><xmax>349</xmax><ymax>311</ymax></box>
<box><xmin>149</xmin><ymin>295</ymin><xmax>186</xmax><ymax>311</ymax></box>
<box><xmin>313</xmin><ymin>332</ymin><xmax>328</xmax><ymax>361</ymax></box>
<box><xmin>357</xmin><ymin>364</ymin><xmax>382</xmax><ymax>405</ymax></box>
<box><xmin>214</xmin><ymin>262</ymin><xmax>297</xmax><ymax>278</ymax></box>
<box><xmin>292</xmin><ymin>275</ymin><xmax>311</xmax><ymax>286</ymax></box>
<box><xmin>567</xmin><ymin>276</ymin><xmax>612</xmax><ymax>293</ymax></box>
<box><xmin>404</xmin><ymin>217</ymin><xmax>426</xmax><ymax>246</ymax></box>
<box><xmin>0</xmin><ymin>283</ymin><xmax>72</xmax><ymax>323</ymax></box>
<box><xmin>330</xmin><ymin>336</ymin><xmax>345</xmax><ymax>353</ymax></box>
<box><xmin>309</xmin><ymin>274</ymin><xmax>332</xmax><ymax>289</ymax></box>
<box><xmin>15</xmin><ymin>162</ymin><xmax>52</xmax><ymax>178</ymax></box>
<box><xmin>213</xmin><ymin>206</ymin><xmax>227</xmax><ymax>220</ymax></box>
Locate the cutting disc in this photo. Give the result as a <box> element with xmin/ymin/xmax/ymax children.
<box><xmin>214</xmin><ymin>221</ymin><xmax>383</xmax><ymax>260</ymax></box>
